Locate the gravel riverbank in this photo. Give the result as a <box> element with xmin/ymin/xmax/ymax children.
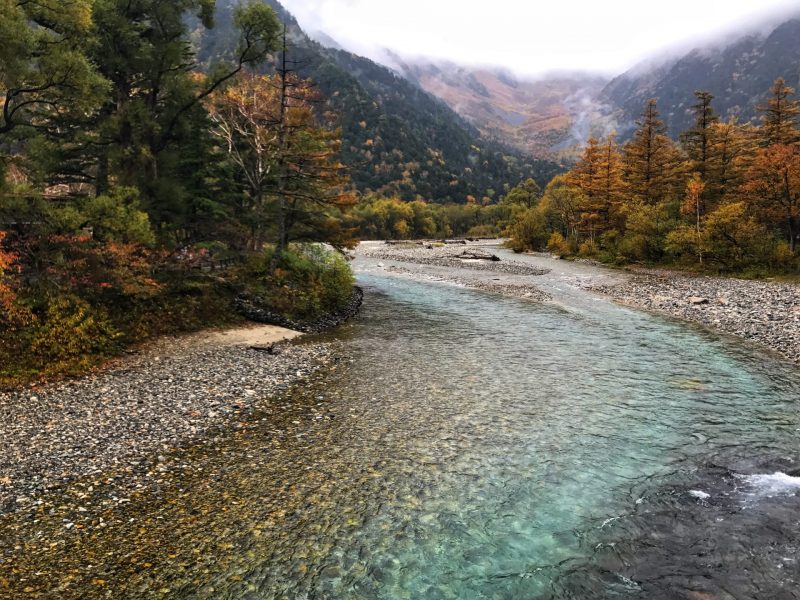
<box><xmin>360</xmin><ymin>242</ymin><xmax>551</xmax><ymax>277</ymax></box>
<box><xmin>0</xmin><ymin>326</ymin><xmax>338</xmax><ymax>515</ymax></box>
<box><xmin>358</xmin><ymin>241</ymin><xmax>553</xmax><ymax>301</ymax></box>
<box><xmin>591</xmin><ymin>270</ymin><xmax>800</xmax><ymax>364</ymax></box>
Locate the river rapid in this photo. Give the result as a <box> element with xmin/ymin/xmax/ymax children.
<box><xmin>3</xmin><ymin>247</ymin><xmax>800</xmax><ymax>599</ymax></box>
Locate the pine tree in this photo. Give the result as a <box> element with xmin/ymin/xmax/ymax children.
<box><xmin>681</xmin><ymin>91</ymin><xmax>720</xmax><ymax>178</ymax></box>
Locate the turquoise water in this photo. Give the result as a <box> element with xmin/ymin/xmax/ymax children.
<box><xmin>241</xmin><ymin>272</ymin><xmax>800</xmax><ymax>599</ymax></box>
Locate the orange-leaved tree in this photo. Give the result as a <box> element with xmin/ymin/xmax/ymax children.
<box><xmin>0</xmin><ymin>231</ymin><xmax>32</xmax><ymax>328</ymax></box>
<box><xmin>741</xmin><ymin>144</ymin><xmax>800</xmax><ymax>252</ymax></box>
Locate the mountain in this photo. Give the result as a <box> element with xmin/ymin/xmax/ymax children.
<box><xmin>602</xmin><ymin>15</ymin><xmax>800</xmax><ymax>137</ymax></box>
<box><xmin>348</xmin><ymin>12</ymin><xmax>800</xmax><ymax>150</ymax></box>
<box><xmin>197</xmin><ymin>0</ymin><xmax>563</xmax><ymax>203</ymax></box>
<box><xmin>388</xmin><ymin>57</ymin><xmax>612</xmax><ymax>158</ymax></box>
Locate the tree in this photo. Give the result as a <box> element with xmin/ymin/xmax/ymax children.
<box><xmin>570</xmin><ymin>135</ymin><xmax>625</xmax><ymax>240</ymax></box>
<box><xmin>207</xmin><ymin>73</ymin><xmax>282</xmax><ymax>250</ymax></box>
<box><xmin>757</xmin><ymin>78</ymin><xmax>800</xmax><ymax>146</ymax></box>
<box><xmin>708</xmin><ymin>118</ymin><xmax>755</xmax><ymax>202</ymax></box>
<box><xmin>537</xmin><ymin>175</ymin><xmax>584</xmax><ymax>241</ymax></box>
<box><xmin>681</xmin><ymin>174</ymin><xmax>706</xmax><ymax>264</ymax></box>
<box><xmin>268</xmin><ymin>28</ymin><xmax>356</xmax><ymax>255</ymax></box>
<box><xmin>741</xmin><ymin>144</ymin><xmax>800</xmax><ymax>252</ymax></box>
<box><xmin>681</xmin><ymin>91</ymin><xmax>720</xmax><ymax>211</ymax></box>
<box><xmin>502</xmin><ymin>178</ymin><xmax>541</xmax><ymax>209</ymax></box>
<box><xmin>0</xmin><ymin>0</ymin><xmax>106</xmax><ymax>138</ymax></box>
<box><xmin>681</xmin><ymin>91</ymin><xmax>720</xmax><ymax>177</ymax></box>
<box><xmin>89</xmin><ymin>0</ymin><xmax>281</xmax><ymax>203</ymax></box>
<box><xmin>568</xmin><ymin>136</ymin><xmax>602</xmax><ymax>239</ymax></box>
<box><xmin>208</xmin><ymin>66</ymin><xmax>355</xmax><ymax>253</ymax></box>
<box><xmin>624</xmin><ymin>99</ymin><xmax>683</xmax><ymax>206</ymax></box>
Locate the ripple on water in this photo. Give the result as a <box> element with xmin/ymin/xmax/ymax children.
<box><xmin>2</xmin><ymin>272</ymin><xmax>799</xmax><ymax>599</ymax></box>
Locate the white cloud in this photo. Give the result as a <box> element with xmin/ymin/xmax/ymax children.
<box><xmin>279</xmin><ymin>0</ymin><xmax>799</xmax><ymax>76</ymax></box>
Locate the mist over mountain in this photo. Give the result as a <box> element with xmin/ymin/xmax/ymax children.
<box><xmin>386</xmin><ymin>56</ymin><xmax>615</xmax><ymax>159</ymax></box>
<box><xmin>298</xmin><ymin>8</ymin><xmax>800</xmax><ymax>157</ymax></box>
<box><xmin>602</xmin><ymin>16</ymin><xmax>800</xmax><ymax>137</ymax></box>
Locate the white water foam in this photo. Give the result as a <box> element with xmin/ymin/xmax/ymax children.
<box><xmin>738</xmin><ymin>472</ymin><xmax>800</xmax><ymax>497</ymax></box>
<box><xmin>689</xmin><ymin>490</ymin><xmax>711</xmax><ymax>500</ymax></box>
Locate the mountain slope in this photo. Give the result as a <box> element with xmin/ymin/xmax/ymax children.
<box><xmin>389</xmin><ymin>57</ymin><xmax>611</xmax><ymax>158</ymax></box>
<box><xmin>198</xmin><ymin>0</ymin><xmax>562</xmax><ymax>202</ymax></box>
<box><xmin>602</xmin><ymin>16</ymin><xmax>800</xmax><ymax>137</ymax></box>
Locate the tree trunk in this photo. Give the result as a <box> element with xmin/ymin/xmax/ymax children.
<box><xmin>271</xmin><ymin>25</ymin><xmax>291</xmax><ymax>267</ymax></box>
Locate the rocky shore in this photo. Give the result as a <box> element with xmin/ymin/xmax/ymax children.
<box><xmin>591</xmin><ymin>270</ymin><xmax>800</xmax><ymax>364</ymax></box>
<box><xmin>0</xmin><ymin>326</ymin><xmax>339</xmax><ymax>516</ymax></box>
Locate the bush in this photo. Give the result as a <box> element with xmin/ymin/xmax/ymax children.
<box><xmin>579</xmin><ymin>239</ymin><xmax>599</xmax><ymax>257</ymax></box>
<box><xmin>547</xmin><ymin>232</ymin><xmax>570</xmax><ymax>257</ymax></box>
<box><xmin>249</xmin><ymin>244</ymin><xmax>355</xmax><ymax>321</ymax></box>
<box><xmin>29</xmin><ymin>295</ymin><xmax>122</xmax><ymax>374</ymax></box>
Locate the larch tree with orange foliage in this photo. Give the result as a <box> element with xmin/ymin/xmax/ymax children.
<box><xmin>742</xmin><ymin>144</ymin><xmax>800</xmax><ymax>252</ymax></box>
<box><xmin>758</xmin><ymin>78</ymin><xmax>800</xmax><ymax>146</ymax></box>
<box><xmin>623</xmin><ymin>99</ymin><xmax>683</xmax><ymax>207</ymax></box>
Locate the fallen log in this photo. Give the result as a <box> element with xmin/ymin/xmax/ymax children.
<box><xmin>457</xmin><ymin>251</ymin><xmax>501</xmax><ymax>261</ymax></box>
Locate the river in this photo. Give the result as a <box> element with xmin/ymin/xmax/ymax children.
<box><xmin>4</xmin><ymin>250</ymin><xmax>800</xmax><ymax>599</ymax></box>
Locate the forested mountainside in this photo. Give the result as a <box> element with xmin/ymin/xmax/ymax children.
<box><xmin>602</xmin><ymin>16</ymin><xmax>800</xmax><ymax>137</ymax></box>
<box><xmin>388</xmin><ymin>57</ymin><xmax>610</xmax><ymax>159</ymax></box>
<box><xmin>198</xmin><ymin>0</ymin><xmax>562</xmax><ymax>202</ymax></box>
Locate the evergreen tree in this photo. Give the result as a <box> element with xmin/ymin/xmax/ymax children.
<box><xmin>89</xmin><ymin>0</ymin><xmax>281</xmax><ymax>223</ymax></box>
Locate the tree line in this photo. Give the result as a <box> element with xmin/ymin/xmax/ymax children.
<box><xmin>508</xmin><ymin>79</ymin><xmax>800</xmax><ymax>273</ymax></box>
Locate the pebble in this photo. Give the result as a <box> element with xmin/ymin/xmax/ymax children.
<box><xmin>361</xmin><ymin>242</ymin><xmax>551</xmax><ymax>277</ymax></box>
<box><xmin>0</xmin><ymin>335</ymin><xmax>338</xmax><ymax>514</ymax></box>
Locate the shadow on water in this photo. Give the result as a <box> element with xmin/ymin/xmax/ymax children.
<box><xmin>2</xmin><ymin>272</ymin><xmax>799</xmax><ymax>599</ymax></box>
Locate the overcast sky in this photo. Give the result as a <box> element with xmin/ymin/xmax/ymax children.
<box><xmin>280</xmin><ymin>0</ymin><xmax>799</xmax><ymax>76</ymax></box>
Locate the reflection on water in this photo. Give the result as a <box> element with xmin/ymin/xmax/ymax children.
<box><xmin>4</xmin><ymin>270</ymin><xmax>800</xmax><ymax>599</ymax></box>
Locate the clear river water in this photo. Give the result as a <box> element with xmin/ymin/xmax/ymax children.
<box><xmin>6</xmin><ymin>251</ymin><xmax>800</xmax><ymax>599</ymax></box>
<box><xmin>224</xmin><ymin>252</ymin><xmax>800</xmax><ymax>599</ymax></box>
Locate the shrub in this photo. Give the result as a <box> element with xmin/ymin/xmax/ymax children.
<box><xmin>30</xmin><ymin>295</ymin><xmax>122</xmax><ymax>374</ymax></box>
<box><xmin>547</xmin><ymin>232</ymin><xmax>570</xmax><ymax>256</ymax></box>
<box><xmin>249</xmin><ymin>244</ymin><xmax>355</xmax><ymax>321</ymax></box>
<box><xmin>578</xmin><ymin>239</ymin><xmax>599</xmax><ymax>257</ymax></box>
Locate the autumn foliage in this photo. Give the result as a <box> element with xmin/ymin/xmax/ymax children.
<box><xmin>509</xmin><ymin>78</ymin><xmax>800</xmax><ymax>273</ymax></box>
